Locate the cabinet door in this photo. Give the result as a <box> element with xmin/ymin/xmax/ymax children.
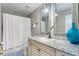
<box><xmin>55</xmin><ymin>49</ymin><xmax>73</xmax><ymax>56</ymax></box>
<box><xmin>28</xmin><ymin>42</ymin><xmax>32</xmax><ymax>56</ymax></box>
<box><xmin>31</xmin><ymin>45</ymin><xmax>40</xmax><ymax>56</ymax></box>
<box><xmin>40</xmin><ymin>50</ymin><xmax>51</xmax><ymax>56</ymax></box>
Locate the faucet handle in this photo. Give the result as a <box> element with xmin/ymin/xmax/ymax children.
<box><xmin>51</xmin><ymin>25</ymin><xmax>54</xmax><ymax>30</ymax></box>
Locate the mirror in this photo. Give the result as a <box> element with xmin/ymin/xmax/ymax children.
<box><xmin>40</xmin><ymin>3</ymin><xmax>73</xmax><ymax>37</ymax></box>
<box><xmin>54</xmin><ymin>3</ymin><xmax>72</xmax><ymax>37</ymax></box>
<box><xmin>40</xmin><ymin>4</ymin><xmax>51</xmax><ymax>35</ymax></box>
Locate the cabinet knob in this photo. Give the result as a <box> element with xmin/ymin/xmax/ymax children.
<box><xmin>37</xmin><ymin>49</ymin><xmax>40</xmax><ymax>51</ymax></box>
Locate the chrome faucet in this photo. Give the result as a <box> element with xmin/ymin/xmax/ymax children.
<box><xmin>47</xmin><ymin>25</ymin><xmax>54</xmax><ymax>38</ymax></box>
<box><xmin>47</xmin><ymin>32</ymin><xmax>51</xmax><ymax>38</ymax></box>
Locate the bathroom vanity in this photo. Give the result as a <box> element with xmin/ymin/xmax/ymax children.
<box><xmin>28</xmin><ymin>36</ymin><xmax>79</xmax><ymax>56</ymax></box>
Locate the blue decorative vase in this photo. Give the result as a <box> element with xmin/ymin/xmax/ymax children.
<box><xmin>67</xmin><ymin>22</ymin><xmax>79</xmax><ymax>44</ymax></box>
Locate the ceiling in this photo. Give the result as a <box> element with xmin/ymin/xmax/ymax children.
<box><xmin>1</xmin><ymin>3</ymin><xmax>72</xmax><ymax>17</ymax></box>
<box><xmin>2</xmin><ymin>3</ymin><xmax>43</xmax><ymax>17</ymax></box>
<box><xmin>55</xmin><ymin>3</ymin><xmax>72</xmax><ymax>13</ymax></box>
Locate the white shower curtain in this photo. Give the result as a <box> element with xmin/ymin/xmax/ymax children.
<box><xmin>3</xmin><ymin>13</ymin><xmax>31</xmax><ymax>55</ymax></box>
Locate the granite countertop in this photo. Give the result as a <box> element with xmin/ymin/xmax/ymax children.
<box><xmin>28</xmin><ymin>36</ymin><xmax>79</xmax><ymax>56</ymax></box>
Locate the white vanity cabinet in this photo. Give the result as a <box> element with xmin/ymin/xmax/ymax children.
<box><xmin>28</xmin><ymin>39</ymin><xmax>74</xmax><ymax>56</ymax></box>
<box><xmin>40</xmin><ymin>50</ymin><xmax>52</xmax><ymax>56</ymax></box>
<box><xmin>28</xmin><ymin>40</ymin><xmax>54</xmax><ymax>56</ymax></box>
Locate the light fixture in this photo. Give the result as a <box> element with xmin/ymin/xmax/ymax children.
<box><xmin>32</xmin><ymin>23</ymin><xmax>36</xmax><ymax>28</ymax></box>
<box><xmin>32</xmin><ymin>22</ymin><xmax>38</xmax><ymax>28</ymax></box>
<box><xmin>43</xmin><ymin>4</ymin><xmax>49</xmax><ymax>14</ymax></box>
<box><xmin>44</xmin><ymin>8</ymin><xmax>49</xmax><ymax>13</ymax></box>
<box><xmin>55</xmin><ymin>13</ymin><xmax>58</xmax><ymax>16</ymax></box>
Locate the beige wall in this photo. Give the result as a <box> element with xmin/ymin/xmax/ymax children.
<box><xmin>29</xmin><ymin>5</ymin><xmax>42</xmax><ymax>36</ymax></box>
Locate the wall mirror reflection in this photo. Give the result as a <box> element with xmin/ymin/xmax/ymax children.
<box><xmin>54</xmin><ymin>3</ymin><xmax>72</xmax><ymax>37</ymax></box>
<box><xmin>40</xmin><ymin>3</ymin><xmax>73</xmax><ymax>38</ymax></box>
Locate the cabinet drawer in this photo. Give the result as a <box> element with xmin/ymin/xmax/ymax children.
<box><xmin>31</xmin><ymin>45</ymin><xmax>40</xmax><ymax>56</ymax></box>
<box><xmin>30</xmin><ymin>40</ymin><xmax>54</xmax><ymax>56</ymax></box>
<box><xmin>55</xmin><ymin>49</ymin><xmax>73</xmax><ymax>56</ymax></box>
